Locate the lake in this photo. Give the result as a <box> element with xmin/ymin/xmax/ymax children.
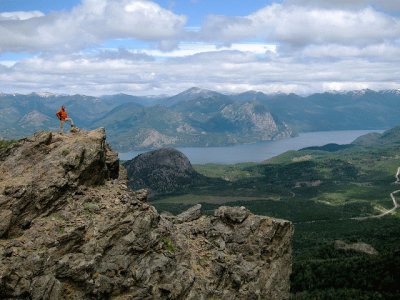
<box><xmin>119</xmin><ymin>130</ymin><xmax>384</xmax><ymax>164</ymax></box>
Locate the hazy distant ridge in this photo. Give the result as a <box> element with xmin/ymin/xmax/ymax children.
<box><xmin>1</xmin><ymin>88</ymin><xmax>399</xmax><ymax>150</ymax></box>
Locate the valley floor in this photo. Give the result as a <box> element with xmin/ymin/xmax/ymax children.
<box><xmin>151</xmin><ymin>143</ymin><xmax>400</xmax><ymax>298</ymax></box>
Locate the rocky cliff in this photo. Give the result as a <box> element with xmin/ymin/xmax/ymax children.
<box><xmin>220</xmin><ymin>102</ymin><xmax>293</xmax><ymax>140</ymax></box>
<box><xmin>0</xmin><ymin>129</ymin><xmax>293</xmax><ymax>299</ymax></box>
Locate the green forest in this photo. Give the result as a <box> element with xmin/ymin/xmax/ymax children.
<box><xmin>151</xmin><ymin>128</ymin><xmax>400</xmax><ymax>298</ymax></box>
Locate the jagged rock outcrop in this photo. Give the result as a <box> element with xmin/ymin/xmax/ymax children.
<box><xmin>124</xmin><ymin>148</ymin><xmax>203</xmax><ymax>194</ymax></box>
<box><xmin>0</xmin><ymin>129</ymin><xmax>293</xmax><ymax>299</ymax></box>
<box><xmin>0</xmin><ymin>128</ymin><xmax>119</xmax><ymax>238</ymax></box>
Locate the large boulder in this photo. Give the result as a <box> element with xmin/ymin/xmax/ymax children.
<box><xmin>0</xmin><ymin>129</ymin><xmax>293</xmax><ymax>299</ymax></box>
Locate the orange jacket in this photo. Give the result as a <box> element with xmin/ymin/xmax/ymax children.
<box><xmin>56</xmin><ymin>108</ymin><xmax>68</xmax><ymax>120</ymax></box>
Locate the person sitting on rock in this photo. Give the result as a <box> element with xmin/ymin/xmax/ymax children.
<box><xmin>56</xmin><ymin>105</ymin><xmax>75</xmax><ymax>133</ymax></box>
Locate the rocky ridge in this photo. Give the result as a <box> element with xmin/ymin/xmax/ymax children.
<box><xmin>0</xmin><ymin>129</ymin><xmax>293</xmax><ymax>299</ymax></box>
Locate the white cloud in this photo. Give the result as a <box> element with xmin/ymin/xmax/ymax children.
<box><xmin>96</xmin><ymin>48</ymin><xmax>154</xmax><ymax>61</ymax></box>
<box><xmin>285</xmin><ymin>0</ymin><xmax>400</xmax><ymax>13</ymax></box>
<box><xmin>140</xmin><ymin>42</ymin><xmax>276</xmax><ymax>57</ymax></box>
<box><xmin>0</xmin><ymin>60</ymin><xmax>17</xmax><ymax>67</ymax></box>
<box><xmin>0</xmin><ymin>0</ymin><xmax>186</xmax><ymax>53</ymax></box>
<box><xmin>0</xmin><ymin>11</ymin><xmax>44</xmax><ymax>21</ymax></box>
<box><xmin>200</xmin><ymin>4</ymin><xmax>400</xmax><ymax>47</ymax></box>
<box><xmin>300</xmin><ymin>44</ymin><xmax>400</xmax><ymax>61</ymax></box>
<box><xmin>1</xmin><ymin>48</ymin><xmax>398</xmax><ymax>96</ymax></box>
<box><xmin>0</xmin><ymin>1</ymin><xmax>399</xmax><ymax>95</ymax></box>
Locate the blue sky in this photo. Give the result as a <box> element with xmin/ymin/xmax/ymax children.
<box><xmin>0</xmin><ymin>0</ymin><xmax>275</xmax><ymax>25</ymax></box>
<box><xmin>0</xmin><ymin>0</ymin><xmax>77</xmax><ymax>12</ymax></box>
<box><xmin>0</xmin><ymin>0</ymin><xmax>399</xmax><ymax>95</ymax></box>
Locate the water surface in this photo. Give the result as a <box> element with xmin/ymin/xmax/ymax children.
<box><xmin>119</xmin><ymin>130</ymin><xmax>383</xmax><ymax>164</ymax></box>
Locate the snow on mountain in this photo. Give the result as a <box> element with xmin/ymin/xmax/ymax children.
<box><xmin>30</xmin><ymin>92</ymin><xmax>58</xmax><ymax>98</ymax></box>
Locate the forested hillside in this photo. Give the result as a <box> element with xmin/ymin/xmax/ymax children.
<box><xmin>146</xmin><ymin>126</ymin><xmax>400</xmax><ymax>298</ymax></box>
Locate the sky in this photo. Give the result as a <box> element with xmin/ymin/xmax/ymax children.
<box><xmin>0</xmin><ymin>0</ymin><xmax>399</xmax><ymax>96</ymax></box>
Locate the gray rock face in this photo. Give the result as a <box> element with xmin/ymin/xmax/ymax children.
<box><xmin>221</xmin><ymin>102</ymin><xmax>294</xmax><ymax>140</ymax></box>
<box><xmin>0</xmin><ymin>129</ymin><xmax>293</xmax><ymax>299</ymax></box>
<box><xmin>0</xmin><ymin>128</ymin><xmax>118</xmax><ymax>238</ymax></box>
<box><xmin>0</xmin><ymin>209</ymin><xmax>12</xmax><ymax>237</ymax></box>
<box><xmin>174</xmin><ymin>203</ymin><xmax>202</xmax><ymax>223</ymax></box>
<box><xmin>214</xmin><ymin>205</ymin><xmax>250</xmax><ymax>223</ymax></box>
<box><xmin>124</xmin><ymin>147</ymin><xmax>202</xmax><ymax>194</ymax></box>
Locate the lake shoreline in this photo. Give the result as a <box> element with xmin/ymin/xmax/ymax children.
<box><xmin>119</xmin><ymin>130</ymin><xmax>384</xmax><ymax>164</ymax></box>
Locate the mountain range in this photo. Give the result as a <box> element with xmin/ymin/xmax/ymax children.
<box><xmin>1</xmin><ymin>88</ymin><xmax>399</xmax><ymax>151</ymax></box>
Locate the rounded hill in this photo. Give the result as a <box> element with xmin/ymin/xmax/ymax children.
<box><xmin>123</xmin><ymin>148</ymin><xmax>202</xmax><ymax>194</ymax></box>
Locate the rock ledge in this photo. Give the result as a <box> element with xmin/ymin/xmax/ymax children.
<box><xmin>0</xmin><ymin>129</ymin><xmax>293</xmax><ymax>299</ymax></box>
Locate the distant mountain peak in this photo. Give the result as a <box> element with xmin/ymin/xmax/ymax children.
<box><xmin>29</xmin><ymin>92</ymin><xmax>58</xmax><ymax>98</ymax></box>
<box><xmin>181</xmin><ymin>87</ymin><xmax>215</xmax><ymax>96</ymax></box>
<box><xmin>382</xmin><ymin>89</ymin><xmax>400</xmax><ymax>95</ymax></box>
<box><xmin>165</xmin><ymin>87</ymin><xmax>225</xmax><ymax>107</ymax></box>
<box><xmin>349</xmin><ymin>89</ymin><xmax>374</xmax><ymax>95</ymax></box>
<box><xmin>240</xmin><ymin>90</ymin><xmax>263</xmax><ymax>95</ymax></box>
<box><xmin>326</xmin><ymin>89</ymin><xmax>374</xmax><ymax>95</ymax></box>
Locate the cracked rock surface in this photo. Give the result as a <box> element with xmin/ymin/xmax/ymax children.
<box><xmin>0</xmin><ymin>129</ymin><xmax>293</xmax><ymax>299</ymax></box>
